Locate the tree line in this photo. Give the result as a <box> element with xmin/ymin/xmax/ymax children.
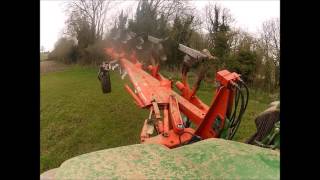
<box><xmin>48</xmin><ymin>0</ymin><xmax>279</xmax><ymax>92</ymax></box>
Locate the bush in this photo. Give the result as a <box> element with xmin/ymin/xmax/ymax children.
<box><xmin>49</xmin><ymin>38</ymin><xmax>109</xmax><ymax>66</ymax></box>
<box><xmin>48</xmin><ymin>38</ymin><xmax>76</xmax><ymax>64</ymax></box>
<box><xmin>227</xmin><ymin>48</ymin><xmax>257</xmax><ymax>84</ymax></box>
<box><xmin>77</xmin><ymin>40</ymin><xmax>108</xmax><ymax>65</ymax></box>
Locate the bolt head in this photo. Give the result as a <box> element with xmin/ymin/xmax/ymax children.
<box><xmin>163</xmin><ymin>132</ymin><xmax>169</xmax><ymax>137</ymax></box>
<box><xmin>177</xmin><ymin>124</ymin><xmax>184</xmax><ymax>129</ymax></box>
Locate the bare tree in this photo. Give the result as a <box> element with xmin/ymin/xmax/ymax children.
<box><xmin>260</xmin><ymin>18</ymin><xmax>280</xmax><ymax>66</ymax></box>
<box><xmin>204</xmin><ymin>3</ymin><xmax>234</xmax><ymax>49</ymax></box>
<box><xmin>229</xmin><ymin>28</ymin><xmax>258</xmax><ymax>53</ymax></box>
<box><xmin>65</xmin><ymin>0</ymin><xmax>113</xmax><ymax>41</ymax></box>
<box><xmin>258</xmin><ymin>18</ymin><xmax>280</xmax><ymax>89</ymax></box>
<box><xmin>136</xmin><ymin>0</ymin><xmax>191</xmax><ymax>22</ymax></box>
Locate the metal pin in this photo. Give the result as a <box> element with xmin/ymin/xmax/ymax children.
<box><xmin>121</xmin><ymin>71</ymin><xmax>127</xmax><ymax>79</ymax></box>
<box><xmin>112</xmin><ymin>64</ymin><xmax>119</xmax><ymax>70</ymax></box>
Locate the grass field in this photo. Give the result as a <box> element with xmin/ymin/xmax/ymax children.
<box><xmin>40</xmin><ymin>65</ymin><xmax>279</xmax><ymax>173</ymax></box>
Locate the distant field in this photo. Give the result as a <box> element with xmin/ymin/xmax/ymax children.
<box><xmin>40</xmin><ymin>64</ymin><xmax>279</xmax><ymax>173</ymax></box>
<box><xmin>40</xmin><ymin>52</ymin><xmax>49</xmax><ymax>61</ymax></box>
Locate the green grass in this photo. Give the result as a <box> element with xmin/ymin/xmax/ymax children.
<box><xmin>40</xmin><ymin>65</ymin><xmax>279</xmax><ymax>173</ymax></box>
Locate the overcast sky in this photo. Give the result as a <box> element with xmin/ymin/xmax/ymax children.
<box><xmin>41</xmin><ymin>0</ymin><xmax>279</xmax><ymax>52</ymax></box>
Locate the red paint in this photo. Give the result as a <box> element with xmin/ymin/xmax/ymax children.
<box><xmin>105</xmin><ymin>47</ymin><xmax>241</xmax><ymax>148</ymax></box>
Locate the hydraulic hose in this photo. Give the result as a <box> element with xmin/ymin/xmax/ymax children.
<box><xmin>240</xmin><ymin>80</ymin><xmax>249</xmax><ymax>110</ymax></box>
<box><xmin>229</xmin><ymin>86</ymin><xmax>240</xmax><ymax>126</ymax></box>
<box><xmin>229</xmin><ymin>86</ymin><xmax>245</xmax><ymax>139</ymax></box>
<box><xmin>227</xmin><ymin>80</ymin><xmax>249</xmax><ymax>140</ymax></box>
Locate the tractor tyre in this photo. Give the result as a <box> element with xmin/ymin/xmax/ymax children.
<box><xmin>101</xmin><ymin>71</ymin><xmax>111</xmax><ymax>93</ymax></box>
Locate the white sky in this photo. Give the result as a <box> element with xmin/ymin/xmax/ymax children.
<box><xmin>41</xmin><ymin>0</ymin><xmax>279</xmax><ymax>52</ymax></box>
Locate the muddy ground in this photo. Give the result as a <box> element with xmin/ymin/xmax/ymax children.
<box><xmin>40</xmin><ymin>61</ymin><xmax>69</xmax><ymax>74</ymax></box>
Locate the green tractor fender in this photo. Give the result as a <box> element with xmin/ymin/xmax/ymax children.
<box><xmin>41</xmin><ymin>138</ymin><xmax>279</xmax><ymax>179</ymax></box>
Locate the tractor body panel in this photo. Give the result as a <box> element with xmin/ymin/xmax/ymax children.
<box><xmin>41</xmin><ymin>138</ymin><xmax>279</xmax><ymax>179</ymax></box>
